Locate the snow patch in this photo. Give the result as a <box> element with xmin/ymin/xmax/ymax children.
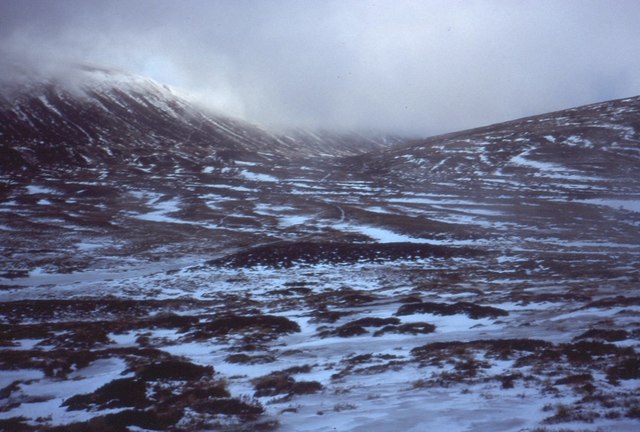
<box><xmin>239</xmin><ymin>170</ymin><xmax>279</xmax><ymax>182</ymax></box>
<box><xmin>579</xmin><ymin>198</ymin><xmax>640</xmax><ymax>213</ymax></box>
<box><xmin>26</xmin><ymin>185</ymin><xmax>58</xmax><ymax>195</ymax></box>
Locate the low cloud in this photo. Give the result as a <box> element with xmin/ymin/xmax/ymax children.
<box><xmin>2</xmin><ymin>0</ymin><xmax>640</xmax><ymax>136</ymax></box>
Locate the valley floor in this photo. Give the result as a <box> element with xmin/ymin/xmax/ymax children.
<box><xmin>1</xmin><ymin>159</ymin><xmax>639</xmax><ymax>431</ymax></box>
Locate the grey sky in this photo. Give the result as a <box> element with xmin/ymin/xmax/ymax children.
<box><xmin>1</xmin><ymin>0</ymin><xmax>640</xmax><ymax>136</ymax></box>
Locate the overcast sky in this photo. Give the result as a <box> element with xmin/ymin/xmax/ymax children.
<box><xmin>1</xmin><ymin>0</ymin><xmax>640</xmax><ymax>136</ymax></box>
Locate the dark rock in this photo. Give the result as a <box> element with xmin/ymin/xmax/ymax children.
<box><xmin>396</xmin><ymin>301</ymin><xmax>508</xmax><ymax>319</ymax></box>
<box><xmin>136</xmin><ymin>360</ymin><xmax>214</xmax><ymax>381</ymax></box>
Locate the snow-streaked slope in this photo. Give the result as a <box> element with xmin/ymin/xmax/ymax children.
<box><xmin>0</xmin><ymin>65</ymin><xmax>392</xmax><ymax>177</ymax></box>
<box><xmin>348</xmin><ymin>95</ymin><xmax>640</xmax><ymax>192</ymax></box>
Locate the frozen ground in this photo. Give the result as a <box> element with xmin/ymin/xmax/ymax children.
<box><xmin>2</xmin><ymin>157</ymin><xmax>638</xmax><ymax>431</ymax></box>
<box><xmin>1</xmin><ymin>84</ymin><xmax>639</xmax><ymax>431</ymax></box>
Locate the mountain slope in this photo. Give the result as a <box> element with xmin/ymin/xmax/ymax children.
<box><xmin>349</xmin><ymin>95</ymin><xmax>640</xmax><ymax>191</ymax></box>
<box><xmin>0</xmin><ymin>66</ymin><xmax>395</xmax><ymax>176</ymax></box>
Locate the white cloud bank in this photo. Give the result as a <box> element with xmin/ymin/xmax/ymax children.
<box><xmin>1</xmin><ymin>0</ymin><xmax>639</xmax><ymax>136</ymax></box>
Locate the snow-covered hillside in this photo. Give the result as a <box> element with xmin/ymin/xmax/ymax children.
<box><xmin>0</xmin><ymin>71</ymin><xmax>639</xmax><ymax>432</ymax></box>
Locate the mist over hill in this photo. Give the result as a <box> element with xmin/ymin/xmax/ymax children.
<box><xmin>0</xmin><ymin>66</ymin><xmax>399</xmax><ymax>176</ymax></box>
